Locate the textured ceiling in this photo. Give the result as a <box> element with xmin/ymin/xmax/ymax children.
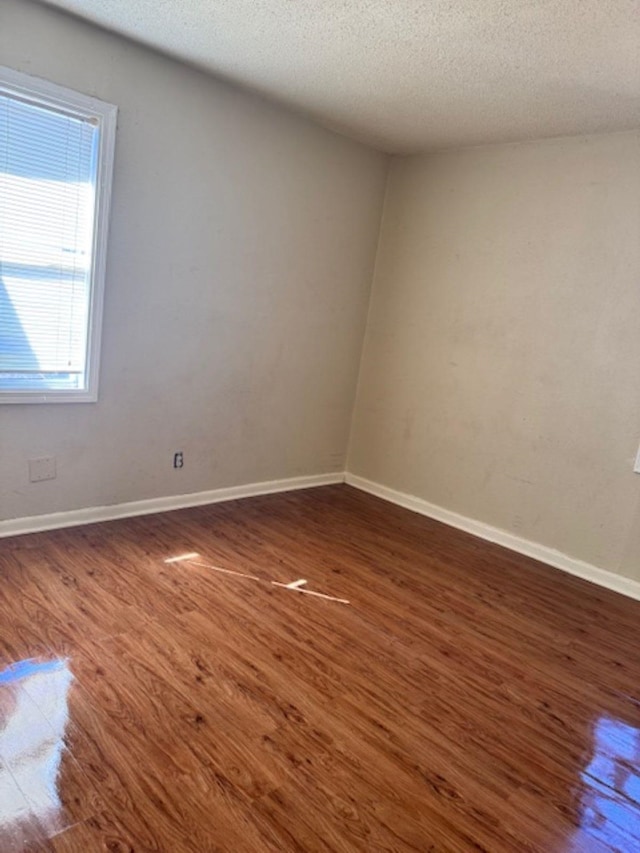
<box><xmin>39</xmin><ymin>0</ymin><xmax>640</xmax><ymax>153</ymax></box>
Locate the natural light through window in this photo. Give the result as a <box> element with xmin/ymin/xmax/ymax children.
<box><xmin>0</xmin><ymin>66</ymin><xmax>116</xmax><ymax>403</ymax></box>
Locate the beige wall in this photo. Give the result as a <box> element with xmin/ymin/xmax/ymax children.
<box><xmin>349</xmin><ymin>131</ymin><xmax>640</xmax><ymax>581</ymax></box>
<box><xmin>0</xmin><ymin>0</ymin><xmax>388</xmax><ymax>521</ymax></box>
<box><xmin>3</xmin><ymin>2</ymin><xmax>638</xmax><ymax>591</ymax></box>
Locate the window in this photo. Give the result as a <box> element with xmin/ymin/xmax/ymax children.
<box><xmin>0</xmin><ymin>67</ymin><xmax>116</xmax><ymax>403</ymax></box>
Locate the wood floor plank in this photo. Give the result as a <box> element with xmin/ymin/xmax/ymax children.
<box><xmin>1</xmin><ymin>484</ymin><xmax>640</xmax><ymax>851</ymax></box>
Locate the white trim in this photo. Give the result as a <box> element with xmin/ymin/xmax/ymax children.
<box><xmin>0</xmin><ymin>65</ymin><xmax>117</xmax><ymax>405</ymax></box>
<box><xmin>5</xmin><ymin>468</ymin><xmax>639</xmax><ymax>604</ymax></box>
<box><xmin>345</xmin><ymin>473</ymin><xmax>640</xmax><ymax>603</ymax></box>
<box><xmin>0</xmin><ymin>473</ymin><xmax>344</xmax><ymax>539</ymax></box>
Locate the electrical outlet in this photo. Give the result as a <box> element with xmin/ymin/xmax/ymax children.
<box><xmin>29</xmin><ymin>456</ymin><xmax>56</xmax><ymax>483</ymax></box>
<box><xmin>173</xmin><ymin>451</ymin><xmax>184</xmax><ymax>469</ymax></box>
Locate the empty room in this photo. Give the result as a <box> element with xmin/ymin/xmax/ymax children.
<box><xmin>1</xmin><ymin>0</ymin><xmax>639</xmax><ymax>850</ymax></box>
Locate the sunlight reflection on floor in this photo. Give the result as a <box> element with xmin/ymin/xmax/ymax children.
<box><xmin>576</xmin><ymin>715</ymin><xmax>640</xmax><ymax>849</ymax></box>
<box><xmin>163</xmin><ymin>553</ymin><xmax>350</xmax><ymax>604</ymax></box>
<box><xmin>0</xmin><ymin>658</ymin><xmax>72</xmax><ymax>833</ymax></box>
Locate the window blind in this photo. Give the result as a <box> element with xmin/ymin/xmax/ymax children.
<box><xmin>0</xmin><ymin>93</ymin><xmax>99</xmax><ymax>391</ymax></box>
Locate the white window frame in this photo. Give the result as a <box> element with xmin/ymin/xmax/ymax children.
<box><xmin>0</xmin><ymin>66</ymin><xmax>117</xmax><ymax>404</ymax></box>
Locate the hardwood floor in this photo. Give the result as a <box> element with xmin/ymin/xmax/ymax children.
<box><xmin>1</xmin><ymin>484</ymin><xmax>639</xmax><ymax>851</ymax></box>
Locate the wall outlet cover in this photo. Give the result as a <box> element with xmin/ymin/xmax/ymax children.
<box><xmin>29</xmin><ymin>456</ymin><xmax>57</xmax><ymax>483</ymax></box>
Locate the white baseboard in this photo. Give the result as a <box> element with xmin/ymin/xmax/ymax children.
<box><xmin>4</xmin><ymin>468</ymin><xmax>639</xmax><ymax>605</ymax></box>
<box><xmin>0</xmin><ymin>473</ymin><xmax>344</xmax><ymax>539</ymax></box>
<box><xmin>345</xmin><ymin>472</ymin><xmax>640</xmax><ymax>603</ymax></box>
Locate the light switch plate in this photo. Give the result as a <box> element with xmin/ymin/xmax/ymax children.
<box><xmin>634</xmin><ymin>445</ymin><xmax>640</xmax><ymax>474</ymax></box>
